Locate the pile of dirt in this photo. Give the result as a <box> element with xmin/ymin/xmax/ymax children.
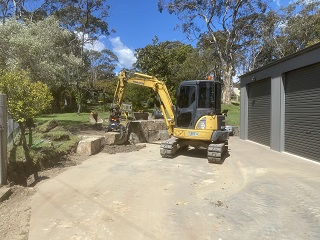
<box><xmin>101</xmin><ymin>144</ymin><xmax>146</xmax><ymax>154</ymax></box>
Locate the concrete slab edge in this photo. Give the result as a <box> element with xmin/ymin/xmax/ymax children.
<box><xmin>0</xmin><ymin>186</ymin><xmax>12</xmax><ymax>202</ymax></box>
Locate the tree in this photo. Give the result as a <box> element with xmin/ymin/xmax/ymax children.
<box><xmin>82</xmin><ymin>49</ymin><xmax>117</xmax><ymax>111</ymax></box>
<box><xmin>0</xmin><ymin>17</ymin><xmax>83</xmax><ymax>112</ymax></box>
<box><xmin>158</xmin><ymin>0</ymin><xmax>269</xmax><ymax>104</ymax></box>
<box><xmin>0</xmin><ymin>0</ymin><xmax>28</xmax><ymax>22</ymax></box>
<box><xmin>278</xmin><ymin>0</ymin><xmax>320</xmax><ymax>56</ymax></box>
<box><xmin>135</xmin><ymin>37</ymin><xmax>193</xmax><ymax>96</ymax></box>
<box><xmin>240</xmin><ymin>0</ymin><xmax>320</xmax><ymax>72</ymax></box>
<box><xmin>0</xmin><ymin>17</ymin><xmax>82</xmax><ymax>87</ymax></box>
<box><xmin>0</xmin><ymin>70</ymin><xmax>53</xmax><ymax>178</ymax></box>
<box><xmin>87</xmin><ymin>49</ymin><xmax>118</xmax><ymax>86</ymax></box>
<box><xmin>39</xmin><ymin>0</ymin><xmax>111</xmax><ymax>113</ymax></box>
<box><xmin>235</xmin><ymin>10</ymin><xmax>281</xmax><ymax>72</ymax></box>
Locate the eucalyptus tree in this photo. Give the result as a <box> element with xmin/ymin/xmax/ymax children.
<box><xmin>241</xmin><ymin>0</ymin><xmax>320</xmax><ymax>71</ymax></box>
<box><xmin>39</xmin><ymin>0</ymin><xmax>111</xmax><ymax>113</ymax></box>
<box><xmin>0</xmin><ymin>0</ymin><xmax>25</xmax><ymax>22</ymax></box>
<box><xmin>278</xmin><ymin>0</ymin><xmax>320</xmax><ymax>56</ymax></box>
<box><xmin>85</xmin><ymin>49</ymin><xmax>118</xmax><ymax>111</ymax></box>
<box><xmin>40</xmin><ymin>0</ymin><xmax>110</xmax><ymax>54</ymax></box>
<box><xmin>87</xmin><ymin>49</ymin><xmax>118</xmax><ymax>86</ymax></box>
<box><xmin>158</xmin><ymin>0</ymin><xmax>269</xmax><ymax>104</ymax></box>
<box><xmin>237</xmin><ymin>10</ymin><xmax>281</xmax><ymax>72</ymax></box>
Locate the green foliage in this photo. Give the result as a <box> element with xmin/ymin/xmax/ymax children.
<box><xmin>135</xmin><ymin>39</ymin><xmax>193</xmax><ymax>95</ymax></box>
<box><xmin>158</xmin><ymin>0</ymin><xmax>270</xmax><ymax>104</ymax></box>
<box><xmin>0</xmin><ymin>70</ymin><xmax>53</xmax><ymax>122</ymax></box>
<box><xmin>147</xmin><ymin>98</ymin><xmax>155</xmax><ymax>109</ymax></box>
<box><xmin>38</xmin><ymin>0</ymin><xmax>112</xmax><ymax>114</ymax></box>
<box><xmin>237</xmin><ymin>1</ymin><xmax>320</xmax><ymax>71</ymax></box>
<box><xmin>243</xmin><ymin>10</ymin><xmax>282</xmax><ymax>70</ymax></box>
<box><xmin>177</xmin><ymin>46</ymin><xmax>221</xmax><ymax>81</ymax></box>
<box><xmin>0</xmin><ymin>17</ymin><xmax>82</xmax><ymax>88</ymax></box>
<box><xmin>0</xmin><ymin>69</ymin><xmax>53</xmax><ymax>178</ymax></box>
<box><xmin>123</xmin><ymin>84</ymin><xmax>152</xmax><ymax>111</ymax></box>
<box><xmin>40</xmin><ymin>0</ymin><xmax>110</xmax><ymax>36</ymax></box>
<box><xmin>279</xmin><ymin>0</ymin><xmax>320</xmax><ymax>55</ymax></box>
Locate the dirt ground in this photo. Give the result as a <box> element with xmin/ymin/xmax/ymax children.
<box><xmin>0</xmin><ymin>135</ymin><xmax>145</xmax><ymax>240</ymax></box>
<box><xmin>1</xmin><ymin>135</ymin><xmax>320</xmax><ymax>239</ymax></box>
<box><xmin>27</xmin><ymin>138</ymin><xmax>320</xmax><ymax>240</ymax></box>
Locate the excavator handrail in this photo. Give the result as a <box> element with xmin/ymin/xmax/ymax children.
<box><xmin>113</xmin><ymin>70</ymin><xmax>175</xmax><ymax>135</ymax></box>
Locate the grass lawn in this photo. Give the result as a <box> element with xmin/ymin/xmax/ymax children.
<box><xmin>35</xmin><ymin>112</ymin><xmax>110</xmax><ymax>128</ymax></box>
<box><xmin>222</xmin><ymin>102</ymin><xmax>240</xmax><ymax>127</ymax></box>
<box><xmin>35</xmin><ymin>102</ymin><xmax>240</xmax><ymax>129</ymax></box>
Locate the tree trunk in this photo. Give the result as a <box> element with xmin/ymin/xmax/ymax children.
<box><xmin>51</xmin><ymin>88</ymin><xmax>62</xmax><ymax>113</ymax></box>
<box><xmin>18</xmin><ymin>122</ymin><xmax>38</xmax><ymax>182</ymax></box>
<box><xmin>77</xmin><ymin>86</ymin><xmax>82</xmax><ymax>114</ymax></box>
<box><xmin>103</xmin><ymin>92</ymin><xmax>106</xmax><ymax>112</ymax></box>
<box><xmin>222</xmin><ymin>67</ymin><xmax>233</xmax><ymax>105</ymax></box>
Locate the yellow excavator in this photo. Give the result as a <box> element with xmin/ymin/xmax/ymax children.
<box><xmin>107</xmin><ymin>70</ymin><xmax>229</xmax><ymax>163</ymax></box>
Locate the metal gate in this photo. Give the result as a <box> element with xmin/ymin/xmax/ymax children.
<box><xmin>285</xmin><ymin>63</ymin><xmax>320</xmax><ymax>162</ymax></box>
<box><xmin>248</xmin><ymin>78</ymin><xmax>271</xmax><ymax>146</ymax></box>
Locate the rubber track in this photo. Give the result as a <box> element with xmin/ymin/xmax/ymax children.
<box><xmin>160</xmin><ymin>138</ymin><xmax>178</xmax><ymax>158</ymax></box>
<box><xmin>207</xmin><ymin>142</ymin><xmax>226</xmax><ymax>164</ymax></box>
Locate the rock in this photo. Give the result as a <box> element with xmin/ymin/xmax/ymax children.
<box><xmin>76</xmin><ymin>137</ymin><xmax>105</xmax><ymax>155</ymax></box>
<box><xmin>104</xmin><ymin>132</ymin><xmax>122</xmax><ymax>145</ymax></box>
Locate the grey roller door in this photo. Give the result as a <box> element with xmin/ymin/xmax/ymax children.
<box><xmin>285</xmin><ymin>63</ymin><xmax>320</xmax><ymax>162</ymax></box>
<box><xmin>248</xmin><ymin>78</ymin><xmax>271</xmax><ymax>146</ymax></box>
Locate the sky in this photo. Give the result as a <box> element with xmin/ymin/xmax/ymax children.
<box><xmin>85</xmin><ymin>0</ymin><xmax>293</xmax><ymax>71</ymax></box>
<box><xmin>87</xmin><ymin>0</ymin><xmax>189</xmax><ymax>71</ymax></box>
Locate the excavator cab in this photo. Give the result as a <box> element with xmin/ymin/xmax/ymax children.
<box><xmin>175</xmin><ymin>80</ymin><xmax>223</xmax><ymax>129</ymax></box>
<box><xmin>160</xmin><ymin>79</ymin><xmax>229</xmax><ymax>163</ymax></box>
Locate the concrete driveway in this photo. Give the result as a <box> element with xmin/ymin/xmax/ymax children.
<box><xmin>28</xmin><ymin>137</ymin><xmax>320</xmax><ymax>240</ymax></box>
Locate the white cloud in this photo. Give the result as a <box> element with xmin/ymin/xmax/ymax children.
<box><xmin>84</xmin><ymin>39</ymin><xmax>105</xmax><ymax>52</ymax></box>
<box><xmin>75</xmin><ymin>31</ymin><xmax>106</xmax><ymax>52</ymax></box>
<box><xmin>109</xmin><ymin>37</ymin><xmax>137</xmax><ymax>69</ymax></box>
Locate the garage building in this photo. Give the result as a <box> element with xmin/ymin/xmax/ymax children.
<box><xmin>240</xmin><ymin>42</ymin><xmax>320</xmax><ymax>162</ymax></box>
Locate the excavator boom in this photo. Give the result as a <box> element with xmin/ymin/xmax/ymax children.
<box><xmin>113</xmin><ymin>70</ymin><xmax>175</xmax><ymax>135</ymax></box>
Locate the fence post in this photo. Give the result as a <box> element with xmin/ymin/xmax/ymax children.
<box><xmin>0</xmin><ymin>94</ymin><xmax>7</xmax><ymax>185</ymax></box>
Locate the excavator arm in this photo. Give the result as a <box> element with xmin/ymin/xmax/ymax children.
<box><xmin>112</xmin><ymin>70</ymin><xmax>175</xmax><ymax>135</ymax></box>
